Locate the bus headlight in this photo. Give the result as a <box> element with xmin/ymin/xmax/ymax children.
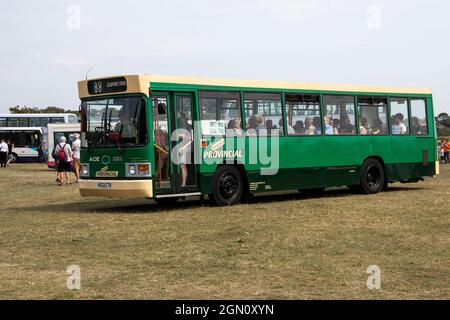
<box><xmin>126</xmin><ymin>163</ymin><xmax>151</xmax><ymax>177</ymax></box>
<box><xmin>80</xmin><ymin>164</ymin><xmax>90</xmax><ymax>177</ymax></box>
<box><xmin>128</xmin><ymin>164</ymin><xmax>137</xmax><ymax>176</ymax></box>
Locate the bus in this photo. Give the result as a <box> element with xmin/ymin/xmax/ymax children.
<box><xmin>0</xmin><ymin>128</ymin><xmax>43</xmax><ymax>162</ymax></box>
<box><xmin>47</xmin><ymin>123</ymin><xmax>81</xmax><ymax>168</ymax></box>
<box><xmin>0</xmin><ymin>113</ymin><xmax>78</xmax><ymax>162</ymax></box>
<box><xmin>77</xmin><ymin>75</ymin><xmax>438</xmax><ymax>206</ymax></box>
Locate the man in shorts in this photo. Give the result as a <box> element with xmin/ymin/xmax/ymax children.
<box><xmin>72</xmin><ymin>133</ymin><xmax>81</xmax><ymax>183</ymax></box>
<box><xmin>54</xmin><ymin>136</ymin><xmax>73</xmax><ymax>186</ymax></box>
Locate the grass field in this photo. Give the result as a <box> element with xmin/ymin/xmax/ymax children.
<box><xmin>0</xmin><ymin>163</ymin><xmax>449</xmax><ymax>300</ymax></box>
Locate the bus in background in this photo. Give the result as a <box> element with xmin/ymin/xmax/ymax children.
<box><xmin>0</xmin><ymin>127</ymin><xmax>43</xmax><ymax>162</ymax></box>
<box><xmin>47</xmin><ymin>123</ymin><xmax>81</xmax><ymax>168</ymax></box>
<box><xmin>77</xmin><ymin>75</ymin><xmax>437</xmax><ymax>206</ymax></box>
<box><xmin>0</xmin><ymin>113</ymin><xmax>78</xmax><ymax>162</ymax></box>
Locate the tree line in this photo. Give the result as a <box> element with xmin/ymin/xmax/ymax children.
<box><xmin>8</xmin><ymin>105</ymin><xmax>80</xmax><ymax>116</ymax></box>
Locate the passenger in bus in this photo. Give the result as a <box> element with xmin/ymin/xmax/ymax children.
<box><xmin>114</xmin><ymin>109</ymin><xmax>137</xmax><ymax>141</ymax></box>
<box><xmin>340</xmin><ymin>114</ymin><xmax>355</xmax><ymax>135</ymax></box>
<box><xmin>392</xmin><ymin>113</ymin><xmax>407</xmax><ymax>135</ymax></box>
<box><xmin>304</xmin><ymin>117</ymin><xmax>316</xmax><ymax>135</ymax></box>
<box><xmin>154</xmin><ymin>126</ymin><xmax>169</xmax><ymax>180</ymax></box>
<box><xmin>177</xmin><ymin>111</ymin><xmax>192</xmax><ymax>187</ymax></box>
<box><xmin>313</xmin><ymin>117</ymin><xmax>322</xmax><ymax>135</ymax></box>
<box><xmin>293</xmin><ymin>120</ymin><xmax>305</xmax><ymax>135</ymax></box>
<box><xmin>411</xmin><ymin>117</ymin><xmax>423</xmax><ymax>135</ymax></box>
<box><xmin>278</xmin><ymin>118</ymin><xmax>294</xmax><ymax>135</ymax></box>
<box><xmin>333</xmin><ymin>118</ymin><xmax>340</xmax><ymax>135</ymax></box>
<box><xmin>227</xmin><ymin>119</ymin><xmax>243</xmax><ymax>137</ymax></box>
<box><xmin>324</xmin><ymin>117</ymin><xmax>336</xmax><ymax>135</ymax></box>
<box><xmin>359</xmin><ymin>117</ymin><xmax>369</xmax><ymax>135</ymax></box>
<box><xmin>371</xmin><ymin>118</ymin><xmax>384</xmax><ymax>135</ymax></box>
<box><xmin>247</xmin><ymin>114</ymin><xmax>264</xmax><ymax>136</ymax></box>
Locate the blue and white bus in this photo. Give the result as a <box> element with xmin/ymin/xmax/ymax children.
<box><xmin>0</xmin><ymin>113</ymin><xmax>78</xmax><ymax>162</ymax></box>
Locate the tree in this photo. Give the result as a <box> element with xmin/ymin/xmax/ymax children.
<box><xmin>8</xmin><ymin>105</ymin><xmax>78</xmax><ymax>116</ymax></box>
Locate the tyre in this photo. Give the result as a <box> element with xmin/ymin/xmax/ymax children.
<box><xmin>210</xmin><ymin>166</ymin><xmax>244</xmax><ymax>206</ymax></box>
<box><xmin>359</xmin><ymin>158</ymin><xmax>385</xmax><ymax>194</ymax></box>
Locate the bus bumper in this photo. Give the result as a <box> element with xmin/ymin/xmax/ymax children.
<box><xmin>79</xmin><ymin>179</ymin><xmax>153</xmax><ymax>198</ymax></box>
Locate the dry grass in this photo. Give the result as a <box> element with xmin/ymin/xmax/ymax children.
<box><xmin>0</xmin><ymin>163</ymin><xmax>449</xmax><ymax>300</ymax></box>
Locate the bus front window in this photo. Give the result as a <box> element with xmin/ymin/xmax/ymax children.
<box><xmin>81</xmin><ymin>96</ymin><xmax>147</xmax><ymax>149</ymax></box>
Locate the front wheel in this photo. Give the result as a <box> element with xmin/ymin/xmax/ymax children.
<box><xmin>210</xmin><ymin>166</ymin><xmax>244</xmax><ymax>206</ymax></box>
<box><xmin>359</xmin><ymin>159</ymin><xmax>385</xmax><ymax>194</ymax></box>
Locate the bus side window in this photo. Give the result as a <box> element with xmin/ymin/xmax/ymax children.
<box><xmin>244</xmin><ymin>92</ymin><xmax>282</xmax><ymax>137</ymax></box>
<box><xmin>358</xmin><ymin>96</ymin><xmax>388</xmax><ymax>136</ymax></box>
<box><xmin>390</xmin><ymin>98</ymin><xmax>410</xmax><ymax>135</ymax></box>
<box><xmin>410</xmin><ymin>98</ymin><xmax>428</xmax><ymax>135</ymax></box>
<box><xmin>199</xmin><ymin>91</ymin><xmax>242</xmax><ymax>137</ymax></box>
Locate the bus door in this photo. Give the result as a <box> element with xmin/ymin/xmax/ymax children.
<box><xmin>152</xmin><ymin>92</ymin><xmax>199</xmax><ymax>195</ymax></box>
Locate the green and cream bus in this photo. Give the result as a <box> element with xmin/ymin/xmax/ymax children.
<box><xmin>78</xmin><ymin>75</ymin><xmax>438</xmax><ymax>206</ymax></box>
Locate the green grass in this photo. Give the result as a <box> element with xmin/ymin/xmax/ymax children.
<box><xmin>0</xmin><ymin>163</ymin><xmax>449</xmax><ymax>299</ymax></box>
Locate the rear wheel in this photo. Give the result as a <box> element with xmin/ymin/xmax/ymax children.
<box><xmin>210</xmin><ymin>166</ymin><xmax>244</xmax><ymax>206</ymax></box>
<box><xmin>358</xmin><ymin>159</ymin><xmax>385</xmax><ymax>194</ymax></box>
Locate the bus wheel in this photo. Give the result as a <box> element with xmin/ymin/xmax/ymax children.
<box><xmin>154</xmin><ymin>197</ymin><xmax>179</xmax><ymax>205</ymax></box>
<box><xmin>210</xmin><ymin>166</ymin><xmax>243</xmax><ymax>206</ymax></box>
<box><xmin>360</xmin><ymin>159</ymin><xmax>385</xmax><ymax>194</ymax></box>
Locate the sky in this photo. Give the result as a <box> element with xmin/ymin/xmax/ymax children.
<box><xmin>0</xmin><ymin>0</ymin><xmax>449</xmax><ymax>115</ymax></box>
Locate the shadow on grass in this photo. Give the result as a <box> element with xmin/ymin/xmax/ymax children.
<box><xmin>16</xmin><ymin>185</ymin><xmax>425</xmax><ymax>215</ymax></box>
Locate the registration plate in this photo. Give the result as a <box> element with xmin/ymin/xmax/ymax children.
<box><xmin>97</xmin><ymin>182</ymin><xmax>112</xmax><ymax>189</ymax></box>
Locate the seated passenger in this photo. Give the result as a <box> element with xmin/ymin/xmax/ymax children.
<box><xmin>333</xmin><ymin>118</ymin><xmax>340</xmax><ymax>135</ymax></box>
<box><xmin>313</xmin><ymin>117</ymin><xmax>322</xmax><ymax>135</ymax></box>
<box><xmin>360</xmin><ymin>117</ymin><xmax>369</xmax><ymax>135</ymax></box>
<box><xmin>227</xmin><ymin>119</ymin><xmax>243</xmax><ymax>137</ymax></box>
<box><xmin>293</xmin><ymin>120</ymin><xmax>305</xmax><ymax>135</ymax></box>
<box><xmin>304</xmin><ymin>117</ymin><xmax>316</xmax><ymax>135</ymax></box>
<box><xmin>340</xmin><ymin>114</ymin><xmax>355</xmax><ymax>135</ymax></box>
<box><xmin>324</xmin><ymin>117</ymin><xmax>335</xmax><ymax>135</ymax></box>
<box><xmin>392</xmin><ymin>113</ymin><xmax>407</xmax><ymax>135</ymax></box>
<box><xmin>371</xmin><ymin>118</ymin><xmax>384</xmax><ymax>135</ymax></box>
<box><xmin>247</xmin><ymin>114</ymin><xmax>265</xmax><ymax>136</ymax></box>
<box><xmin>411</xmin><ymin>117</ymin><xmax>423</xmax><ymax>135</ymax></box>
<box><xmin>279</xmin><ymin>118</ymin><xmax>294</xmax><ymax>135</ymax></box>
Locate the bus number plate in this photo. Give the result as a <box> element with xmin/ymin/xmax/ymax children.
<box><xmin>97</xmin><ymin>182</ymin><xmax>112</xmax><ymax>189</ymax></box>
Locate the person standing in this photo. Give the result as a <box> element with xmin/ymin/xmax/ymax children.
<box><xmin>72</xmin><ymin>133</ymin><xmax>81</xmax><ymax>183</ymax></box>
<box><xmin>444</xmin><ymin>139</ymin><xmax>450</xmax><ymax>164</ymax></box>
<box><xmin>0</xmin><ymin>139</ymin><xmax>8</xmax><ymax>167</ymax></box>
<box><xmin>54</xmin><ymin>136</ymin><xmax>73</xmax><ymax>186</ymax></box>
<box><xmin>6</xmin><ymin>139</ymin><xmax>14</xmax><ymax>166</ymax></box>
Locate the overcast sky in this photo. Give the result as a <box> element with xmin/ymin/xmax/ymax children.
<box><xmin>0</xmin><ymin>0</ymin><xmax>449</xmax><ymax>114</ymax></box>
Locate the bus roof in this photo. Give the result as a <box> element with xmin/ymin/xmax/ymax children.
<box><xmin>0</xmin><ymin>113</ymin><xmax>76</xmax><ymax>118</ymax></box>
<box><xmin>0</xmin><ymin>127</ymin><xmax>43</xmax><ymax>132</ymax></box>
<box><xmin>78</xmin><ymin>74</ymin><xmax>433</xmax><ymax>99</ymax></box>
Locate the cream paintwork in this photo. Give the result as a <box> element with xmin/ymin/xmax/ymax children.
<box><xmin>78</xmin><ymin>74</ymin><xmax>432</xmax><ymax>99</ymax></box>
<box><xmin>79</xmin><ymin>179</ymin><xmax>153</xmax><ymax>198</ymax></box>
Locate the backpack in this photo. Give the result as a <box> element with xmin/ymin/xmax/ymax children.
<box><xmin>57</xmin><ymin>143</ymin><xmax>67</xmax><ymax>162</ymax></box>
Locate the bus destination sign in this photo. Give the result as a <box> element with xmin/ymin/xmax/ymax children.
<box><xmin>87</xmin><ymin>77</ymin><xmax>127</xmax><ymax>95</ymax></box>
